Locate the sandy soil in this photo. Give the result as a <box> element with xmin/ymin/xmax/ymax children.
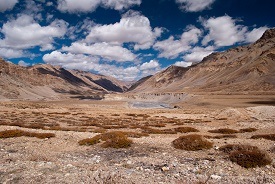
<box><xmin>0</xmin><ymin>97</ymin><xmax>275</xmax><ymax>183</ymax></box>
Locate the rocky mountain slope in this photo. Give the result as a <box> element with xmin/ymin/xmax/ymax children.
<box><xmin>129</xmin><ymin>28</ymin><xmax>275</xmax><ymax>94</ymax></box>
<box><xmin>0</xmin><ymin>60</ymin><xmax>127</xmax><ymax>100</ymax></box>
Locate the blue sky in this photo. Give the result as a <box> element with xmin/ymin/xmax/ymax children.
<box><xmin>0</xmin><ymin>0</ymin><xmax>274</xmax><ymax>81</ymax></box>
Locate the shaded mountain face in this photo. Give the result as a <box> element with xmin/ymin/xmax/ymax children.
<box><xmin>129</xmin><ymin>28</ymin><xmax>275</xmax><ymax>94</ymax></box>
<box><xmin>0</xmin><ymin>60</ymin><xmax>127</xmax><ymax>100</ymax></box>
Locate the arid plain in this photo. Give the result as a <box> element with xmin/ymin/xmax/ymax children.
<box><xmin>1</xmin><ymin>94</ymin><xmax>275</xmax><ymax>184</ymax></box>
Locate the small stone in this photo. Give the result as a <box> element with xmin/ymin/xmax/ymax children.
<box><xmin>126</xmin><ymin>160</ymin><xmax>132</xmax><ymax>165</ymax></box>
<box><xmin>161</xmin><ymin>166</ymin><xmax>170</xmax><ymax>172</ymax></box>
<box><xmin>211</xmin><ymin>174</ymin><xmax>222</xmax><ymax>180</ymax></box>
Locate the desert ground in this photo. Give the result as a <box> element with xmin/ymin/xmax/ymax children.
<box><xmin>0</xmin><ymin>94</ymin><xmax>275</xmax><ymax>184</ymax></box>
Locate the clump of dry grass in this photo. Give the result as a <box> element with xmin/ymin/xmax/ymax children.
<box><xmin>251</xmin><ymin>134</ymin><xmax>275</xmax><ymax>141</ymax></box>
<box><xmin>219</xmin><ymin>144</ymin><xmax>259</xmax><ymax>154</ymax></box>
<box><xmin>239</xmin><ymin>128</ymin><xmax>258</xmax><ymax>133</ymax></box>
<box><xmin>172</xmin><ymin>134</ymin><xmax>213</xmax><ymax>151</ymax></box>
<box><xmin>208</xmin><ymin>128</ymin><xmax>239</xmax><ymax>134</ymax></box>
<box><xmin>219</xmin><ymin>144</ymin><xmax>272</xmax><ymax>168</ymax></box>
<box><xmin>174</xmin><ymin>126</ymin><xmax>199</xmax><ymax>133</ymax></box>
<box><xmin>141</xmin><ymin>127</ymin><xmax>177</xmax><ymax>134</ymax></box>
<box><xmin>205</xmin><ymin>134</ymin><xmax>237</xmax><ymax>139</ymax></box>
<box><xmin>0</xmin><ymin>129</ymin><xmax>55</xmax><ymax>139</ymax></box>
<box><xmin>79</xmin><ymin>131</ymin><xmax>134</xmax><ymax>148</ymax></box>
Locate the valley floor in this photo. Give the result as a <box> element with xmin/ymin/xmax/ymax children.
<box><xmin>0</xmin><ymin>97</ymin><xmax>275</xmax><ymax>183</ymax></box>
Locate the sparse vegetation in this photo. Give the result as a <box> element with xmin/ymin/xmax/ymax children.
<box><xmin>174</xmin><ymin>126</ymin><xmax>199</xmax><ymax>133</ymax></box>
<box><xmin>141</xmin><ymin>127</ymin><xmax>177</xmax><ymax>134</ymax></box>
<box><xmin>79</xmin><ymin>131</ymin><xmax>134</xmax><ymax>148</ymax></box>
<box><xmin>172</xmin><ymin>134</ymin><xmax>213</xmax><ymax>151</ymax></box>
<box><xmin>239</xmin><ymin>128</ymin><xmax>258</xmax><ymax>133</ymax></box>
<box><xmin>229</xmin><ymin>150</ymin><xmax>272</xmax><ymax>168</ymax></box>
<box><xmin>219</xmin><ymin>144</ymin><xmax>272</xmax><ymax>168</ymax></box>
<box><xmin>208</xmin><ymin>128</ymin><xmax>239</xmax><ymax>134</ymax></box>
<box><xmin>0</xmin><ymin>129</ymin><xmax>55</xmax><ymax>139</ymax></box>
<box><xmin>205</xmin><ymin>134</ymin><xmax>237</xmax><ymax>139</ymax></box>
<box><xmin>251</xmin><ymin>134</ymin><xmax>275</xmax><ymax>141</ymax></box>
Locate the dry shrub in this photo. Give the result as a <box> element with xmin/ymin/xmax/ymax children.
<box><xmin>229</xmin><ymin>150</ymin><xmax>271</xmax><ymax>168</ymax></box>
<box><xmin>92</xmin><ymin>128</ymin><xmax>107</xmax><ymax>133</ymax></box>
<box><xmin>0</xmin><ymin>129</ymin><xmax>24</xmax><ymax>138</ymax></box>
<box><xmin>174</xmin><ymin>127</ymin><xmax>199</xmax><ymax>133</ymax></box>
<box><xmin>150</xmin><ymin>123</ymin><xmax>167</xmax><ymax>128</ymax></box>
<box><xmin>101</xmin><ymin>132</ymin><xmax>133</xmax><ymax>148</ymax></box>
<box><xmin>239</xmin><ymin>128</ymin><xmax>258</xmax><ymax>133</ymax></box>
<box><xmin>205</xmin><ymin>134</ymin><xmax>237</xmax><ymax>139</ymax></box>
<box><xmin>123</xmin><ymin>131</ymin><xmax>149</xmax><ymax>138</ymax></box>
<box><xmin>219</xmin><ymin>144</ymin><xmax>272</xmax><ymax>168</ymax></box>
<box><xmin>219</xmin><ymin>144</ymin><xmax>259</xmax><ymax>154</ymax></box>
<box><xmin>172</xmin><ymin>134</ymin><xmax>213</xmax><ymax>151</ymax></box>
<box><xmin>141</xmin><ymin>127</ymin><xmax>177</xmax><ymax>134</ymax></box>
<box><xmin>251</xmin><ymin>134</ymin><xmax>275</xmax><ymax>141</ymax></box>
<box><xmin>0</xmin><ymin>129</ymin><xmax>55</xmax><ymax>139</ymax></box>
<box><xmin>25</xmin><ymin>132</ymin><xmax>55</xmax><ymax>139</ymax></box>
<box><xmin>208</xmin><ymin>128</ymin><xmax>239</xmax><ymax>134</ymax></box>
<box><xmin>79</xmin><ymin>131</ymin><xmax>133</xmax><ymax>148</ymax></box>
<box><xmin>78</xmin><ymin>135</ymin><xmax>101</xmax><ymax>146</ymax></box>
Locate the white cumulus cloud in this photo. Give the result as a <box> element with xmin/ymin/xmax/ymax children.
<box><xmin>201</xmin><ymin>15</ymin><xmax>247</xmax><ymax>47</ymax></box>
<box><xmin>0</xmin><ymin>0</ymin><xmax>18</xmax><ymax>12</ymax></box>
<box><xmin>245</xmin><ymin>27</ymin><xmax>268</xmax><ymax>43</ymax></box>
<box><xmin>101</xmin><ymin>0</ymin><xmax>142</xmax><ymax>10</ymax></box>
<box><xmin>0</xmin><ymin>14</ymin><xmax>68</xmax><ymax>50</ymax></box>
<box><xmin>62</xmin><ymin>42</ymin><xmax>136</xmax><ymax>62</ymax></box>
<box><xmin>140</xmin><ymin>60</ymin><xmax>160</xmax><ymax>70</ymax></box>
<box><xmin>18</xmin><ymin>60</ymin><xmax>30</xmax><ymax>67</ymax></box>
<box><xmin>201</xmin><ymin>15</ymin><xmax>268</xmax><ymax>47</ymax></box>
<box><xmin>183</xmin><ymin>46</ymin><xmax>214</xmax><ymax>62</ymax></box>
<box><xmin>86</xmin><ymin>11</ymin><xmax>162</xmax><ymax>50</ymax></box>
<box><xmin>154</xmin><ymin>26</ymin><xmax>202</xmax><ymax>59</ymax></box>
<box><xmin>57</xmin><ymin>0</ymin><xmax>141</xmax><ymax>13</ymax></box>
<box><xmin>0</xmin><ymin>48</ymin><xmax>24</xmax><ymax>59</ymax></box>
<box><xmin>43</xmin><ymin>51</ymin><xmax>140</xmax><ymax>81</ymax></box>
<box><xmin>174</xmin><ymin>61</ymin><xmax>192</xmax><ymax>67</ymax></box>
<box><xmin>176</xmin><ymin>0</ymin><xmax>215</xmax><ymax>12</ymax></box>
<box><xmin>43</xmin><ymin>51</ymin><xmax>99</xmax><ymax>66</ymax></box>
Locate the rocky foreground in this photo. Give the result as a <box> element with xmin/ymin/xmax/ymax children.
<box><xmin>0</xmin><ymin>100</ymin><xmax>274</xmax><ymax>184</ymax></box>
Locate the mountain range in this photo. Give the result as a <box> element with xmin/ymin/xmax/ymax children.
<box><xmin>128</xmin><ymin>28</ymin><xmax>275</xmax><ymax>95</ymax></box>
<box><xmin>1</xmin><ymin>28</ymin><xmax>275</xmax><ymax>100</ymax></box>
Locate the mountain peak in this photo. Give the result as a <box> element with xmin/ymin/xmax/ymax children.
<box><xmin>259</xmin><ymin>28</ymin><xmax>275</xmax><ymax>41</ymax></box>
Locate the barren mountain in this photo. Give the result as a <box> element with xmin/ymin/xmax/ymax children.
<box><xmin>129</xmin><ymin>28</ymin><xmax>275</xmax><ymax>94</ymax></box>
<box><xmin>0</xmin><ymin>60</ymin><xmax>127</xmax><ymax>100</ymax></box>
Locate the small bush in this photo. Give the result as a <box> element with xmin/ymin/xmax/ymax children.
<box><xmin>0</xmin><ymin>129</ymin><xmax>55</xmax><ymax>139</ymax></box>
<box><xmin>239</xmin><ymin>128</ymin><xmax>258</xmax><ymax>133</ymax></box>
<box><xmin>229</xmin><ymin>150</ymin><xmax>272</xmax><ymax>168</ymax></box>
<box><xmin>123</xmin><ymin>131</ymin><xmax>149</xmax><ymax>138</ymax></box>
<box><xmin>251</xmin><ymin>134</ymin><xmax>275</xmax><ymax>141</ymax></box>
<box><xmin>142</xmin><ymin>127</ymin><xmax>177</xmax><ymax>134</ymax></box>
<box><xmin>174</xmin><ymin>127</ymin><xmax>199</xmax><ymax>133</ymax></box>
<box><xmin>78</xmin><ymin>135</ymin><xmax>101</xmax><ymax>146</ymax></box>
<box><xmin>0</xmin><ymin>129</ymin><xmax>24</xmax><ymax>138</ymax></box>
<box><xmin>205</xmin><ymin>134</ymin><xmax>237</xmax><ymax>139</ymax></box>
<box><xmin>172</xmin><ymin>134</ymin><xmax>213</xmax><ymax>151</ymax></box>
<box><xmin>78</xmin><ymin>131</ymin><xmax>133</xmax><ymax>148</ymax></box>
<box><xmin>219</xmin><ymin>144</ymin><xmax>272</xmax><ymax>168</ymax></box>
<box><xmin>208</xmin><ymin>128</ymin><xmax>239</xmax><ymax>134</ymax></box>
<box><xmin>219</xmin><ymin>144</ymin><xmax>258</xmax><ymax>154</ymax></box>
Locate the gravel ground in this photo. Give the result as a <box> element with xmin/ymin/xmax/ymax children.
<box><xmin>0</xmin><ymin>102</ymin><xmax>275</xmax><ymax>184</ymax></box>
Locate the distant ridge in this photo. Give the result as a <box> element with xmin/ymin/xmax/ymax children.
<box><xmin>0</xmin><ymin>60</ymin><xmax>127</xmax><ymax>100</ymax></box>
<box><xmin>128</xmin><ymin>28</ymin><xmax>275</xmax><ymax>94</ymax></box>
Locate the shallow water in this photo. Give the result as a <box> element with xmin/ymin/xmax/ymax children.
<box><xmin>129</xmin><ymin>101</ymin><xmax>172</xmax><ymax>109</ymax></box>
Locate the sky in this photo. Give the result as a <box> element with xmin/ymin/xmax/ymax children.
<box><xmin>0</xmin><ymin>0</ymin><xmax>274</xmax><ymax>81</ymax></box>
